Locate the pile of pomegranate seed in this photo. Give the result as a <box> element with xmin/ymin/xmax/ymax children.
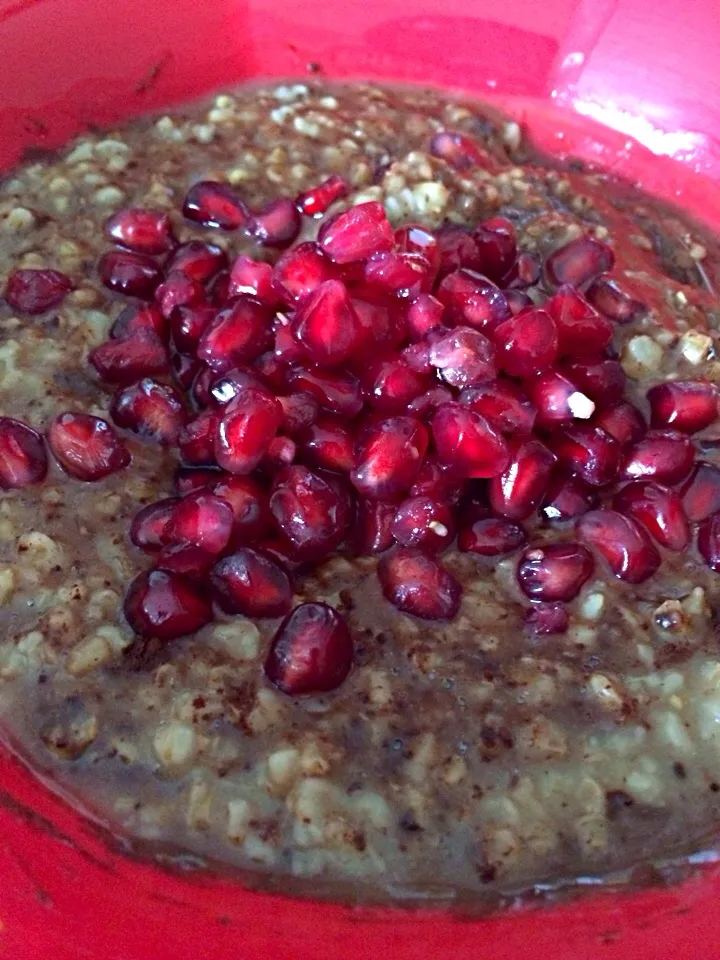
<box><xmin>5</xmin><ymin>154</ymin><xmax>720</xmax><ymax>695</ymax></box>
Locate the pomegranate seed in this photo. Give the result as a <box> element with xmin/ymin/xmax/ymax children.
<box><xmin>436</xmin><ymin>225</ymin><xmax>483</xmax><ymax>277</ymax></box>
<box><xmin>517</xmin><ymin>542</ymin><xmax>594</xmax><ymax>601</ymax></box>
<box><xmin>391</xmin><ymin>496</ymin><xmax>455</xmax><ymax>551</ymax></box>
<box><xmin>166</xmin><ymin>241</ymin><xmax>227</xmax><ymax>282</ymax></box>
<box><xmin>154</xmin><ymin>543</ymin><xmax>215</xmax><ymax>579</ymax></box>
<box><xmin>401</xmin><ymin>341</ymin><xmax>432</xmax><ymax>375</ymax></box>
<box><xmin>407</xmin><ymin>385</ymin><xmax>454</xmax><ymax>419</ymax></box>
<box><xmin>545</xmin><ymin>235</ymin><xmax>615</xmax><ymax>288</ymax></box>
<box><xmin>211</xmin><ymin>547</ymin><xmax>292</xmax><ymax>617</ymax></box>
<box><xmin>552</xmin><ymin>424</ymin><xmax>621</xmax><ymax>487</ymax></box>
<box><xmin>409</xmin><ymin>459</ymin><xmax>463</xmax><ymax>504</ymax></box>
<box><xmin>301</xmin><ymin>417</ymin><xmax>354</xmax><ymax>472</ymax></box>
<box><xmin>172</xmin><ymin>352</ymin><xmax>201</xmax><ymax>390</ymax></box>
<box><xmin>488</xmin><ymin>437</ymin><xmax>556</xmax><ymax>520</ymax></box>
<box><xmin>458</xmin><ymin>516</ymin><xmax>527</xmax><ymax>556</ymax></box>
<box><xmin>97</xmin><ymin>250</ymin><xmax>162</xmax><ymax>299</ymax></box>
<box><xmin>170</xmin><ymin>303</ymin><xmax>216</xmax><ymax>355</ymax></box>
<box><xmin>437</xmin><ymin>269</ymin><xmax>511</xmax><ymax>331</ymax></box>
<box><xmin>562</xmin><ymin>357</ymin><xmax>626</xmax><ymax>409</ymax></box>
<box><xmin>178</xmin><ymin>409</ymin><xmax>219</xmax><ymax>466</ymax></box>
<box><xmin>247</xmin><ymin>197</ymin><xmax>301</xmax><ymax>248</ymax></box>
<box><xmin>47</xmin><ymin>413</ymin><xmax>130</xmax><ymax>482</ymax></box>
<box><xmin>291</xmin><ymin>280</ymin><xmax>362</xmax><ymax>366</ymax></box>
<box><xmin>110</xmin><ymin>303</ymin><xmax>167</xmax><ymax>341</ymax></box>
<box><xmin>540</xmin><ymin>473</ymin><xmax>598</xmax><ymax>522</ymax></box>
<box><xmin>183</xmin><ymin>180</ymin><xmax>248</xmax><ymax>230</ymax></box>
<box><xmin>395</xmin><ymin>224</ymin><xmax>441</xmax><ymax>276</ymax></box>
<box><xmin>88</xmin><ymin>330</ymin><xmax>168</xmax><ymax>385</ymax></box>
<box><xmin>174</xmin><ymin>467</ymin><xmax>219</xmax><ymax>494</ymax></box>
<box><xmin>104</xmin><ymin>208</ymin><xmax>174</xmax><ymax>255</ymax></box>
<box><xmin>212</xmin><ymin>474</ymin><xmax>271</xmax><ymax>542</ymax></box>
<box><xmin>432</xmin><ymin>403</ymin><xmax>509</xmax><ymax>479</ymax></box>
<box><xmin>286</xmin><ymin>367</ymin><xmax>363</xmax><ymax>417</ymax></box>
<box><xmin>254</xmin><ymin>352</ymin><xmax>287</xmax><ymax>391</ymax></box>
<box><xmin>429</xmin><ymin>326</ymin><xmax>496</xmax><ymax>388</ymax></box>
<box><xmin>621</xmin><ymin>430</ymin><xmax>695</xmax><ymax>484</ymax></box>
<box><xmin>362</xmin><ymin>357</ymin><xmax>428</xmax><ymax>413</ymax></box>
<box><xmin>545</xmin><ymin>285</ymin><xmax>613</xmax><ymax>357</ymax></box>
<box><xmin>191</xmin><ymin>364</ymin><xmax>216</xmax><ymax>409</ymax></box>
<box><xmin>351</xmin><ymin>416</ymin><xmax>428</xmax><ymax>500</ymax></box>
<box><xmin>227</xmin><ymin>256</ymin><xmax>280</xmax><ymax>307</ymax></box>
<box><xmin>429</xmin><ymin>130</ymin><xmax>490</xmax><ymax>170</ymax></box>
<box><xmin>129</xmin><ymin>498</ymin><xmax>179</xmax><ymax>552</ymax></box>
<box><xmin>680</xmin><ymin>462</ymin><xmax>720</xmax><ymax>522</ymax></box>
<box><xmin>698</xmin><ymin>513</ymin><xmax>720</xmax><ymax>571</ymax></box>
<box><xmin>577</xmin><ymin>509</ymin><xmax>661</xmax><ymax>583</ymax></box>
<box><xmin>473</xmin><ymin>217</ymin><xmax>517</xmax><ymax>284</ymax></box>
<box><xmin>197</xmin><ymin>297</ymin><xmax>272</xmax><ymax>373</ymax></box>
<box><xmin>296</xmin><ymin>176</ymin><xmax>348</xmax><ymax>217</ymax></box>
<box><xmin>592</xmin><ymin>401</ymin><xmax>646</xmax><ymax>447</ymax></box>
<box><xmin>165</xmin><ymin>491</ymin><xmax>234</xmax><ymax>555</ymax></box>
<box><xmin>525</xmin><ymin>604</ymin><xmax>569</xmax><ymax>635</ymax></box>
<box><xmin>648</xmin><ymin>380</ymin><xmax>719</xmax><ymax>434</ymax></box>
<box><xmin>274</xmin><ymin>322</ymin><xmax>305</xmax><ymax>366</ymax></box>
<box><xmin>155</xmin><ymin>270</ymin><xmax>204</xmax><ymax>319</ymax></box>
<box><xmin>270</xmin><ymin>466</ymin><xmax>351</xmax><ymax>559</ymax></box>
<box><xmin>460</xmin><ymin>381</ymin><xmax>536</xmax><ymax>436</ymax></box>
<box><xmin>4</xmin><ymin>268</ymin><xmax>73</xmax><ymax>314</ymax></box>
<box><xmin>319</xmin><ymin>201</ymin><xmax>394</xmax><ymax>264</ymax></box>
<box><xmin>124</xmin><ymin>569</ymin><xmax>211</xmax><ymax>640</ymax></box>
<box><xmin>505</xmin><ymin>289</ymin><xmax>534</xmax><ymax>314</ymax></box>
<box><xmin>215</xmin><ymin>387</ymin><xmax>282</xmax><ymax>474</ymax></box>
<box><xmin>613</xmin><ymin>480</ymin><xmax>690</xmax><ymax>551</ymax></box>
<box><xmin>354</xmin><ymin>499</ymin><xmax>396</xmax><ymax>554</ymax></box>
<box><xmin>406</xmin><ymin>293</ymin><xmax>446</xmax><ymax>341</ymax></box>
<box><xmin>278</xmin><ymin>391</ymin><xmax>320</xmax><ymax>436</ymax></box>
<box><xmin>492</xmin><ymin>307</ymin><xmax>558</xmax><ymax>378</ymax></box>
<box><xmin>110</xmin><ymin>378</ymin><xmax>186</xmax><ymax>444</ymax></box>
<box><xmin>272</xmin><ymin>242</ymin><xmax>337</xmax><ymax>303</ymax></box>
<box><xmin>363</xmin><ymin>251</ymin><xmax>432</xmax><ymax>299</ymax></box>
<box><xmin>525</xmin><ymin>369</ymin><xmax>595</xmax><ymax>425</ymax></box>
<box><xmin>378</xmin><ymin>548</ymin><xmax>461</xmax><ymax>620</ymax></box>
<box><xmin>0</xmin><ymin>417</ymin><xmax>48</xmax><ymax>488</ymax></box>
<box><xmin>502</xmin><ymin>252</ymin><xmax>541</xmax><ymax>290</ymax></box>
<box><xmin>265</xmin><ymin>602</ymin><xmax>353</xmax><ymax>695</ymax></box>
<box><xmin>586</xmin><ymin>277</ymin><xmax>645</xmax><ymax>323</ymax></box>
<box><xmin>265</xmin><ymin>435</ymin><xmax>297</xmax><ymax>469</ymax></box>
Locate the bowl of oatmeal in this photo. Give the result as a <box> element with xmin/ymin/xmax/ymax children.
<box><xmin>2</xmin><ymin>0</ymin><xmax>720</xmax><ymax>958</ymax></box>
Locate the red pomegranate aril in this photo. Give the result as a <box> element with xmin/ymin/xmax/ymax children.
<box><xmin>648</xmin><ymin>380</ymin><xmax>719</xmax><ymax>434</ymax></box>
<box><xmin>286</xmin><ymin>367</ymin><xmax>363</xmax><ymax>418</ymax></box>
<box><xmin>541</xmin><ymin>473</ymin><xmax>598</xmax><ymax>522</ymax></box>
<box><xmin>577</xmin><ymin>509</ymin><xmax>661</xmax><ymax>583</ymax></box>
<box><xmin>458</xmin><ymin>516</ymin><xmax>527</xmax><ymax>556</ymax></box>
<box><xmin>545</xmin><ymin>285</ymin><xmax>613</xmax><ymax>358</ymax></box>
<box><xmin>0</xmin><ymin>418</ymin><xmax>48</xmax><ymax>489</ymax></box>
<box><xmin>5</xmin><ymin>268</ymin><xmax>73</xmax><ymax>314</ymax></box>
<box><xmin>525</xmin><ymin>369</ymin><xmax>595</xmax><ymax>425</ymax></box>
<box><xmin>680</xmin><ymin>462</ymin><xmax>720</xmax><ymax>522</ymax></box>
<box><xmin>211</xmin><ymin>547</ymin><xmax>292</xmax><ymax>617</ymax></box>
<box><xmin>166</xmin><ymin>241</ymin><xmax>228</xmax><ymax>282</ymax></box>
<box><xmin>502</xmin><ymin>252</ymin><xmax>542</xmax><ymax>290</ymax></box>
<box><xmin>197</xmin><ymin>297</ymin><xmax>272</xmax><ymax>373</ymax></box>
<box><xmin>351</xmin><ymin>416</ymin><xmax>428</xmax><ymax>500</ymax></box>
<box><xmin>88</xmin><ymin>330</ymin><xmax>168</xmax><ymax>386</ymax></box>
<box><xmin>272</xmin><ymin>242</ymin><xmax>337</xmax><ymax>304</ymax></box>
<box><xmin>488</xmin><ymin>437</ymin><xmax>556</xmax><ymax>520</ymax></box>
<box><xmin>110</xmin><ymin>303</ymin><xmax>167</xmax><ymax>341</ymax></box>
<box><xmin>406</xmin><ymin>294</ymin><xmax>446</xmax><ymax>341</ymax></box>
<box><xmin>432</xmin><ymin>403</ymin><xmax>509</xmax><ymax>479</ymax></box>
<box><xmin>593</xmin><ymin>401</ymin><xmax>647</xmax><ymax>448</ymax></box>
<box><xmin>278</xmin><ymin>391</ymin><xmax>320</xmax><ymax>436</ymax></box>
<box><xmin>171</xmin><ymin>351</ymin><xmax>201</xmax><ymax>390</ymax></box>
<box><xmin>248</xmin><ymin>197</ymin><xmax>302</xmax><ymax>248</ymax></box>
<box><xmin>429</xmin><ymin>130</ymin><xmax>491</xmax><ymax>171</ymax></box>
<box><xmin>209</xmin><ymin>269</ymin><xmax>231</xmax><ymax>306</ymax></box>
<box><xmin>698</xmin><ymin>513</ymin><xmax>720</xmax><ymax>571</ymax></box>
<box><xmin>436</xmin><ymin>269</ymin><xmax>511</xmax><ymax>331</ymax></box>
<box><xmin>409</xmin><ymin>459</ymin><xmax>463</xmax><ymax>504</ymax></box>
<box><xmin>613</xmin><ymin>480</ymin><xmax>691</xmax><ymax>551</ymax></box>
<box><xmin>362</xmin><ymin>357</ymin><xmax>428</xmax><ymax>413</ymax></box>
<box><xmin>517</xmin><ymin>542</ymin><xmax>594</xmax><ymax>602</ymax></box>
<box><xmin>395</xmin><ymin>224</ymin><xmax>441</xmax><ymax>275</ymax></box>
<box><xmin>165</xmin><ymin>491</ymin><xmax>234</xmax><ymax>555</ymax></box>
<box><xmin>552</xmin><ymin>424</ymin><xmax>621</xmax><ymax>487</ymax></box>
<box><xmin>492</xmin><ymin>307</ymin><xmax>558</xmax><ymax>378</ymax></box>
<box><xmin>391</xmin><ymin>496</ymin><xmax>455</xmax><ymax>552</ymax></box>
<box><xmin>208</xmin><ymin>367</ymin><xmax>268</xmax><ymax>408</ymax></box>
<box><xmin>296</xmin><ymin>176</ymin><xmax>349</xmax><ymax>217</ymax></box>
<box><xmin>460</xmin><ymin>380</ymin><xmax>536</xmax><ymax>436</ymax></box>
<box><xmin>525</xmin><ymin>603</ymin><xmax>569</xmax><ymax>636</ymax></box>
<box><xmin>215</xmin><ymin>387</ymin><xmax>282</xmax><ymax>475</ymax></box>
<box><xmin>544</xmin><ymin>235</ymin><xmax>615</xmax><ymax>289</ymax></box>
<box><xmin>436</xmin><ymin>225</ymin><xmax>484</xmax><ymax>276</ymax></box>
<box><xmin>621</xmin><ymin>430</ymin><xmax>695</xmax><ymax>484</ymax></box>
<box><xmin>429</xmin><ymin>326</ymin><xmax>496</xmax><ymax>388</ymax></box>
<box><xmin>178</xmin><ymin>409</ymin><xmax>219</xmax><ymax>466</ymax></box>
<box><xmin>48</xmin><ymin>413</ymin><xmax>130</xmax><ymax>482</ymax></box>
<box><xmin>191</xmin><ymin>364</ymin><xmax>216</xmax><ymax>408</ymax></box>
<box><xmin>170</xmin><ymin>303</ymin><xmax>216</xmax><ymax>355</ymax></box>
<box><xmin>110</xmin><ymin>378</ymin><xmax>186</xmax><ymax>444</ymax></box>
<box><xmin>302</xmin><ymin>417</ymin><xmax>354</xmax><ymax>473</ymax></box>
<box><xmin>130</xmin><ymin>498</ymin><xmax>179</xmax><ymax>553</ymax></box>
<box><xmin>183</xmin><ymin>180</ymin><xmax>248</xmax><ymax>230</ymax></box>
<box><xmin>265</xmin><ymin>435</ymin><xmax>297</xmax><ymax>469</ymax></box>
<box><xmin>291</xmin><ymin>279</ymin><xmax>363</xmax><ymax>366</ymax></box>
<box><xmin>97</xmin><ymin>250</ymin><xmax>162</xmax><ymax>300</ymax></box>
<box><xmin>104</xmin><ymin>208</ymin><xmax>174</xmax><ymax>255</ymax></box>
<box><xmin>228</xmin><ymin>256</ymin><xmax>280</xmax><ymax>307</ymax></box>
<box><xmin>354</xmin><ymin>499</ymin><xmax>396</xmax><ymax>554</ymax></box>
<box><xmin>265</xmin><ymin>602</ymin><xmax>353</xmax><ymax>695</ymax></box>
<box><xmin>505</xmin><ymin>289</ymin><xmax>534</xmax><ymax>314</ymax></box>
<box><xmin>254</xmin><ymin>352</ymin><xmax>287</xmax><ymax>392</ymax></box>
<box><xmin>319</xmin><ymin>201</ymin><xmax>394</xmax><ymax>264</ymax></box>
<box><xmin>586</xmin><ymin>277</ymin><xmax>645</xmax><ymax>323</ymax></box>
<box><xmin>363</xmin><ymin>251</ymin><xmax>432</xmax><ymax>299</ymax></box>
<box><xmin>174</xmin><ymin>467</ymin><xmax>219</xmax><ymax>495</ymax></box>
<box><xmin>155</xmin><ymin>270</ymin><xmax>204</xmax><ymax>319</ymax></box>
<box><xmin>472</xmin><ymin>217</ymin><xmax>517</xmax><ymax>284</ymax></box>
<box><xmin>401</xmin><ymin>341</ymin><xmax>432</xmax><ymax>375</ymax></box>
<box><xmin>124</xmin><ymin>570</ymin><xmax>211</xmax><ymax>641</ymax></box>
<box><xmin>407</xmin><ymin>385</ymin><xmax>454</xmax><ymax>419</ymax></box>
<box><xmin>562</xmin><ymin>357</ymin><xmax>626</xmax><ymax>409</ymax></box>
<box><xmin>270</xmin><ymin>466</ymin><xmax>351</xmax><ymax>559</ymax></box>
<box><xmin>212</xmin><ymin>474</ymin><xmax>271</xmax><ymax>542</ymax></box>
<box><xmin>274</xmin><ymin>322</ymin><xmax>305</xmax><ymax>365</ymax></box>
<box><xmin>378</xmin><ymin>548</ymin><xmax>461</xmax><ymax>620</ymax></box>
<box><xmin>154</xmin><ymin>543</ymin><xmax>215</xmax><ymax>579</ymax></box>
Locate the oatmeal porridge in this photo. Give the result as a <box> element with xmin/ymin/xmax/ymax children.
<box><xmin>2</xmin><ymin>81</ymin><xmax>720</xmax><ymax>905</ymax></box>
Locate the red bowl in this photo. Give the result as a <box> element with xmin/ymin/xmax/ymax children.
<box><xmin>2</xmin><ymin>0</ymin><xmax>720</xmax><ymax>956</ymax></box>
